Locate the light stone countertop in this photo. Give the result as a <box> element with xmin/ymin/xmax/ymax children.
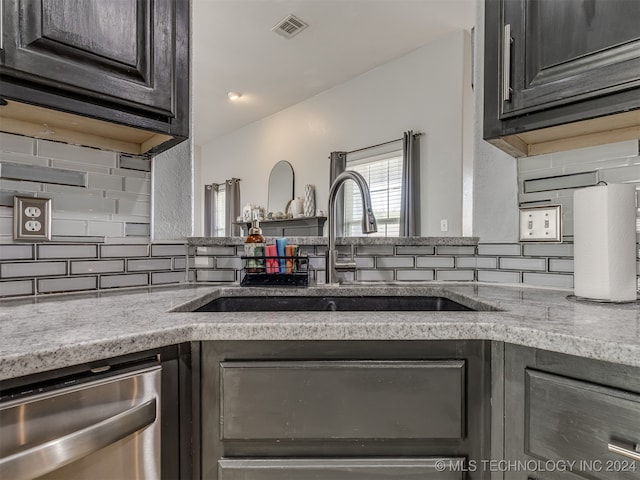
<box><xmin>0</xmin><ymin>283</ymin><xmax>638</xmax><ymax>381</ymax></box>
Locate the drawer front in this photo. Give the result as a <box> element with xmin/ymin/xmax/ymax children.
<box><xmin>526</xmin><ymin>369</ymin><xmax>640</xmax><ymax>480</ymax></box>
<box><xmin>218</xmin><ymin>458</ymin><xmax>464</xmax><ymax>480</ymax></box>
<box><xmin>220</xmin><ymin>360</ymin><xmax>465</xmax><ymax>441</ymax></box>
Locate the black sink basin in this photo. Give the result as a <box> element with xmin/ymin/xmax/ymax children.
<box><xmin>194</xmin><ymin>295</ymin><xmax>474</xmax><ymax>312</ymax></box>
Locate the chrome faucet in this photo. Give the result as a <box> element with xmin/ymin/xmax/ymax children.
<box><xmin>326</xmin><ymin>170</ymin><xmax>377</xmax><ymax>284</ymax></box>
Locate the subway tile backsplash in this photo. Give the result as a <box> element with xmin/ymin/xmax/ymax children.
<box><xmin>190</xmin><ymin>239</ymin><xmax>640</xmax><ymax>292</ymax></box>
<box><xmin>0</xmin><ymin>242</ymin><xmax>187</xmax><ymax>297</ymax></box>
<box><xmin>38</xmin><ymin>244</ymin><xmax>98</xmax><ymax>259</ymax></box>
<box><xmin>3</xmin><ymin>237</ymin><xmax>637</xmax><ymax>298</ymax></box>
<box><xmin>1</xmin><ymin>133</ymin><xmax>150</xmax><ymax>244</ymax></box>
<box><xmin>38</xmin><ymin>276</ymin><xmax>97</xmax><ymax>294</ymax></box>
<box><xmin>518</xmin><ymin>140</ymin><xmax>640</xmax><ymax>238</ymax></box>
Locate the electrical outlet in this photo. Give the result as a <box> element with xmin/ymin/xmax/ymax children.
<box><xmin>440</xmin><ymin>219</ymin><xmax>449</xmax><ymax>232</ymax></box>
<box><xmin>13</xmin><ymin>196</ymin><xmax>51</xmax><ymax>241</ymax></box>
<box><xmin>519</xmin><ymin>205</ymin><xmax>561</xmax><ymax>242</ymax></box>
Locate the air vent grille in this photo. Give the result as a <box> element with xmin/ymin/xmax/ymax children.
<box><xmin>272</xmin><ymin>14</ymin><xmax>308</xmax><ymax>39</ymax></box>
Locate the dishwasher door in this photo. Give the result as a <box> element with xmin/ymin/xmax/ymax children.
<box><xmin>0</xmin><ymin>364</ymin><xmax>161</xmax><ymax>480</ymax></box>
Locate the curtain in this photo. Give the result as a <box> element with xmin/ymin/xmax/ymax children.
<box><xmin>203</xmin><ymin>183</ymin><xmax>219</xmax><ymax>236</ymax></box>
<box><xmin>225</xmin><ymin>178</ymin><xmax>241</xmax><ymax>236</ymax></box>
<box><xmin>329</xmin><ymin>151</ymin><xmax>347</xmax><ymax>235</ymax></box>
<box><xmin>400</xmin><ymin>131</ymin><xmax>420</xmax><ymax>236</ymax></box>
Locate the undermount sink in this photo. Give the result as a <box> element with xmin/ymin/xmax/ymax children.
<box><xmin>193</xmin><ymin>295</ymin><xmax>475</xmax><ymax>312</ymax></box>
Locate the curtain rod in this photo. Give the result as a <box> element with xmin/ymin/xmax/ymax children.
<box><xmin>346</xmin><ymin>132</ymin><xmax>423</xmax><ymax>155</ymax></box>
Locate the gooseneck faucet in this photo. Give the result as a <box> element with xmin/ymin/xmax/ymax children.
<box><xmin>326</xmin><ymin>170</ymin><xmax>377</xmax><ymax>285</ymax></box>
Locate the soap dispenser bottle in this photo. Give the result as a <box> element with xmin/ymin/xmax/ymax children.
<box><xmin>244</xmin><ymin>219</ymin><xmax>265</xmax><ymax>273</ymax></box>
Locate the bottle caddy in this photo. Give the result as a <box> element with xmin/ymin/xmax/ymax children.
<box><xmin>241</xmin><ymin>230</ymin><xmax>308</xmax><ymax>286</ymax></box>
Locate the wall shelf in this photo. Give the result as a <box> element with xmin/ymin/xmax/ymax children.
<box><xmin>236</xmin><ymin>216</ymin><xmax>327</xmax><ymax>237</ymax></box>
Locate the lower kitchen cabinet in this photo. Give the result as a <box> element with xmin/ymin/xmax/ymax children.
<box><xmin>199</xmin><ymin>340</ymin><xmax>491</xmax><ymax>480</ymax></box>
<box><xmin>217</xmin><ymin>458</ymin><xmax>464</xmax><ymax>479</ymax></box>
<box><xmin>502</xmin><ymin>344</ymin><xmax>640</xmax><ymax>480</ymax></box>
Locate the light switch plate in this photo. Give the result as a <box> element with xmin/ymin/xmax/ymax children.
<box><xmin>519</xmin><ymin>205</ymin><xmax>562</xmax><ymax>242</ymax></box>
<box><xmin>13</xmin><ymin>196</ymin><xmax>52</xmax><ymax>241</ymax></box>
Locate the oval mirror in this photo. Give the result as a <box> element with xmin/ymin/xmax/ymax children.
<box><xmin>267</xmin><ymin>160</ymin><xmax>294</xmax><ymax>214</ymax></box>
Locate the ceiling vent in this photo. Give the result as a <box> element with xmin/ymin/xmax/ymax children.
<box><xmin>272</xmin><ymin>14</ymin><xmax>308</xmax><ymax>39</ymax></box>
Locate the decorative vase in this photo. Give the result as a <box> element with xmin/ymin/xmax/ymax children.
<box><xmin>304</xmin><ymin>184</ymin><xmax>315</xmax><ymax>217</ymax></box>
<box><xmin>289</xmin><ymin>197</ymin><xmax>304</xmax><ymax>217</ymax></box>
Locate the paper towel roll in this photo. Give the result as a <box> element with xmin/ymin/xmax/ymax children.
<box><xmin>573</xmin><ymin>184</ymin><xmax>637</xmax><ymax>302</ymax></box>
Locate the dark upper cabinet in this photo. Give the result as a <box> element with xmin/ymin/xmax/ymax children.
<box><xmin>484</xmin><ymin>0</ymin><xmax>640</xmax><ymax>157</ymax></box>
<box><xmin>0</xmin><ymin>0</ymin><xmax>189</xmax><ymax>155</ymax></box>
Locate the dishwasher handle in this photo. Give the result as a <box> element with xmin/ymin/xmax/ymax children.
<box><xmin>0</xmin><ymin>398</ymin><xmax>157</xmax><ymax>480</ymax></box>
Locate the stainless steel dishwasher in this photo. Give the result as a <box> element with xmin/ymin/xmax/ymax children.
<box><xmin>0</xmin><ymin>362</ymin><xmax>161</xmax><ymax>480</ymax></box>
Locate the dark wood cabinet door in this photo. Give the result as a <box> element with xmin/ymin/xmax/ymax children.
<box><xmin>1</xmin><ymin>0</ymin><xmax>175</xmax><ymax>117</ymax></box>
<box><xmin>503</xmin><ymin>345</ymin><xmax>640</xmax><ymax>480</ymax></box>
<box><xmin>501</xmin><ymin>0</ymin><xmax>640</xmax><ymax>117</ymax></box>
<box><xmin>484</xmin><ymin>0</ymin><xmax>640</xmax><ymax>149</ymax></box>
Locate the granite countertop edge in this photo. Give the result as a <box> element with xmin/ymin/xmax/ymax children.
<box><xmin>1</xmin><ymin>282</ymin><xmax>638</xmax><ymax>381</ymax></box>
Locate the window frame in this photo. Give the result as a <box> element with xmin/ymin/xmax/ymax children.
<box><xmin>343</xmin><ymin>145</ymin><xmax>403</xmax><ymax>237</ymax></box>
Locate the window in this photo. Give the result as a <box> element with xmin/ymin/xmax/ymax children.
<box><xmin>213</xmin><ymin>183</ymin><xmax>226</xmax><ymax>237</ymax></box>
<box><xmin>344</xmin><ymin>148</ymin><xmax>403</xmax><ymax>237</ymax></box>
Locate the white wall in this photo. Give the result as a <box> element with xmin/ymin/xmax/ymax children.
<box><xmin>151</xmin><ymin>138</ymin><xmax>194</xmax><ymax>240</ymax></box>
<box><xmin>198</xmin><ymin>30</ymin><xmax>472</xmax><ymax>237</ymax></box>
<box><xmin>471</xmin><ymin>0</ymin><xmax>519</xmax><ymax>242</ymax></box>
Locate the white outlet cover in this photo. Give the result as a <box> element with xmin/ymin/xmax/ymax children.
<box><xmin>519</xmin><ymin>205</ymin><xmax>562</xmax><ymax>242</ymax></box>
<box><xmin>13</xmin><ymin>196</ymin><xmax>52</xmax><ymax>241</ymax></box>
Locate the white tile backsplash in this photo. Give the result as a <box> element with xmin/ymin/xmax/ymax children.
<box><xmin>38</xmin><ymin>244</ymin><xmax>97</xmax><ymax>259</ymax></box>
<box><xmin>100</xmin><ymin>273</ymin><xmax>149</xmax><ymax>288</ymax></box>
<box><xmin>519</xmin><ymin>140</ymin><xmax>640</xmax><ymax>238</ymax></box>
<box><xmin>523</xmin><ymin>272</ymin><xmax>573</xmax><ymax>289</ymax></box>
<box><xmin>117</xmin><ymin>198</ymin><xmax>150</xmax><ymax>217</ymax></box>
<box><xmin>499</xmin><ymin>257</ymin><xmax>546</xmax><ymax>271</ymax></box>
<box><xmin>123</xmin><ymin>177</ymin><xmax>151</xmax><ymax>194</ymax></box>
<box><xmin>87</xmin><ymin>172</ymin><xmax>124</xmax><ymax>191</ymax></box>
<box><xmin>127</xmin><ymin>258</ymin><xmax>172</xmax><ymax>272</ymax></box>
<box><xmin>395</xmin><ymin>269</ymin><xmax>434</xmax><ymax>281</ymax></box>
<box><xmin>1</xmin><ymin>135</ymin><xmax>150</xmax><ymax>243</ymax></box>
<box><xmin>51</xmin><ymin>219</ymin><xmax>88</xmax><ymax>237</ymax></box>
<box><xmin>0</xmin><ymin>133</ymin><xmax>35</xmax><ymax>155</ymax></box>
<box><xmin>0</xmin><ymin>244</ymin><xmax>33</xmax><ymax>260</ymax></box>
<box><xmin>0</xmin><ymin>279</ymin><xmax>34</xmax><ymax>296</ymax></box>
<box><xmin>550</xmin><ymin>140</ymin><xmax>639</xmax><ymax>167</ymax></box>
<box><xmin>416</xmin><ymin>257</ymin><xmax>455</xmax><ymax>268</ymax></box>
<box><xmin>38</xmin><ymin>140</ymin><xmax>117</xmax><ymax>167</ymax></box>
<box><xmin>0</xmin><ymin>178</ymin><xmax>43</xmax><ymax>192</ymax></box>
<box><xmin>376</xmin><ymin>256</ymin><xmax>414</xmax><ymax>268</ymax></box>
<box><xmin>0</xmin><ymin>151</ymin><xmax>49</xmax><ymax>167</ymax></box>
<box><xmin>1</xmin><ymin>261</ymin><xmax>67</xmax><ymax>278</ymax></box>
<box><xmin>151</xmin><ymin>244</ymin><xmax>186</xmax><ymax>256</ymax></box>
<box><xmin>101</xmin><ymin>244</ymin><xmax>149</xmax><ymax>257</ymax></box>
<box><xmin>87</xmin><ymin>221</ymin><xmax>124</xmax><ymax>237</ymax></box>
<box><xmin>38</xmin><ymin>276</ymin><xmax>98</xmax><ymax>293</ymax></box>
<box><xmin>436</xmin><ymin>270</ymin><xmax>474</xmax><ymax>281</ymax></box>
<box><xmin>0</xmin><ymin>241</ymin><xmax>187</xmax><ymax>297</ymax></box>
<box><xmin>71</xmin><ymin>260</ymin><xmax>125</xmax><ymax>274</ymax></box>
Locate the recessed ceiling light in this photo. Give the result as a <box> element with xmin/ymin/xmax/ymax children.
<box><xmin>227</xmin><ymin>92</ymin><xmax>242</xmax><ymax>101</ymax></box>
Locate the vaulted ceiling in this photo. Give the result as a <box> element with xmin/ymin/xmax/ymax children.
<box><xmin>192</xmin><ymin>0</ymin><xmax>476</xmax><ymax>146</ymax></box>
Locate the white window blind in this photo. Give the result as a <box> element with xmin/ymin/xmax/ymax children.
<box><xmin>213</xmin><ymin>183</ymin><xmax>226</xmax><ymax>237</ymax></box>
<box><xmin>344</xmin><ymin>148</ymin><xmax>403</xmax><ymax>237</ymax></box>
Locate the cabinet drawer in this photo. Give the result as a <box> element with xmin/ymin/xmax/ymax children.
<box><xmin>220</xmin><ymin>360</ymin><xmax>465</xmax><ymax>441</ymax></box>
<box><xmin>526</xmin><ymin>369</ymin><xmax>640</xmax><ymax>480</ymax></box>
<box><xmin>218</xmin><ymin>458</ymin><xmax>464</xmax><ymax>480</ymax></box>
